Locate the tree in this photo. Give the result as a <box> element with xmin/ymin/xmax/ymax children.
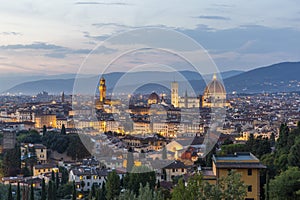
<box><xmin>22</xmin><ymin>186</ymin><xmax>29</xmax><ymax>200</ymax></box>
<box><xmin>61</xmin><ymin>124</ymin><xmax>66</xmax><ymax>135</ymax></box>
<box><xmin>126</xmin><ymin>166</ymin><xmax>156</xmax><ymax>196</ymax></box>
<box><xmin>16</xmin><ymin>182</ymin><xmax>21</xmax><ymax>200</ymax></box>
<box><xmin>269</xmin><ymin>167</ymin><xmax>300</xmax><ymax>200</ymax></box>
<box><xmin>51</xmin><ymin>170</ymin><xmax>55</xmax><ymax>182</ymax></box>
<box><xmin>30</xmin><ymin>184</ymin><xmax>34</xmax><ymax>200</ymax></box>
<box><xmin>136</xmin><ymin>183</ymin><xmax>163</xmax><ymax>200</ymax></box>
<box><xmin>7</xmin><ymin>184</ymin><xmax>13</xmax><ymax>200</ymax></box>
<box><xmin>105</xmin><ymin>170</ymin><xmax>120</xmax><ymax>199</ymax></box>
<box><xmin>72</xmin><ymin>181</ymin><xmax>77</xmax><ymax>200</ymax></box>
<box><xmin>55</xmin><ymin>172</ymin><xmax>60</xmax><ymax>188</ymax></box>
<box><xmin>126</xmin><ymin>147</ymin><xmax>134</xmax><ymax>173</ymax></box>
<box><xmin>48</xmin><ymin>180</ymin><xmax>53</xmax><ymax>200</ymax></box>
<box><xmin>171</xmin><ymin>171</ymin><xmax>247</xmax><ymax>200</ymax></box>
<box><xmin>66</xmin><ymin>134</ymin><xmax>91</xmax><ymax>160</ymax></box>
<box><xmin>270</xmin><ymin>132</ymin><xmax>275</xmax><ymax>147</ymax></box>
<box><xmin>2</xmin><ymin>144</ymin><xmax>21</xmax><ymax>176</ymax></box>
<box><xmin>276</xmin><ymin>123</ymin><xmax>289</xmax><ymax>153</ymax></box>
<box><xmin>219</xmin><ymin>171</ymin><xmax>247</xmax><ymax>200</ymax></box>
<box><xmin>59</xmin><ymin>167</ymin><xmax>69</xmax><ymax>185</ymax></box>
<box><xmin>161</xmin><ymin>145</ymin><xmax>167</xmax><ymax>160</ymax></box>
<box><xmin>43</xmin><ymin>125</ymin><xmax>47</xmax><ymax>136</ymax></box>
<box><xmin>52</xmin><ymin>182</ymin><xmax>57</xmax><ymax>200</ymax></box>
<box><xmin>171</xmin><ymin>179</ymin><xmax>188</xmax><ymax>200</ymax></box>
<box><xmin>41</xmin><ymin>178</ymin><xmax>46</xmax><ymax>200</ymax></box>
<box><xmin>288</xmin><ymin>138</ymin><xmax>300</xmax><ymax>168</ymax></box>
<box><xmin>57</xmin><ymin>182</ymin><xmax>73</xmax><ymax>199</ymax></box>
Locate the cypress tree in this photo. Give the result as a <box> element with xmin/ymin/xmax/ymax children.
<box><xmin>126</xmin><ymin>147</ymin><xmax>134</xmax><ymax>173</ymax></box>
<box><xmin>43</xmin><ymin>125</ymin><xmax>47</xmax><ymax>135</ymax></box>
<box><xmin>55</xmin><ymin>172</ymin><xmax>60</xmax><ymax>188</ymax></box>
<box><xmin>7</xmin><ymin>184</ymin><xmax>13</xmax><ymax>200</ymax></box>
<box><xmin>48</xmin><ymin>180</ymin><xmax>53</xmax><ymax>200</ymax></box>
<box><xmin>16</xmin><ymin>182</ymin><xmax>21</xmax><ymax>200</ymax></box>
<box><xmin>61</xmin><ymin>124</ymin><xmax>66</xmax><ymax>135</ymax></box>
<box><xmin>41</xmin><ymin>178</ymin><xmax>46</xmax><ymax>200</ymax></box>
<box><xmin>52</xmin><ymin>182</ymin><xmax>57</xmax><ymax>200</ymax></box>
<box><xmin>51</xmin><ymin>171</ymin><xmax>55</xmax><ymax>182</ymax></box>
<box><xmin>30</xmin><ymin>184</ymin><xmax>34</xmax><ymax>200</ymax></box>
<box><xmin>72</xmin><ymin>181</ymin><xmax>77</xmax><ymax>200</ymax></box>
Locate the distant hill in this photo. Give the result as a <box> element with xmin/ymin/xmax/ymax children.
<box><xmin>4</xmin><ymin>62</ymin><xmax>300</xmax><ymax>95</ymax></box>
<box><xmin>0</xmin><ymin>73</ymin><xmax>93</xmax><ymax>93</ymax></box>
<box><xmin>224</xmin><ymin>62</ymin><xmax>300</xmax><ymax>93</ymax></box>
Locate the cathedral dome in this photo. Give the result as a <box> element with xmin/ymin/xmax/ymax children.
<box><xmin>203</xmin><ymin>74</ymin><xmax>226</xmax><ymax>95</ymax></box>
<box><xmin>202</xmin><ymin>74</ymin><xmax>226</xmax><ymax>108</ymax></box>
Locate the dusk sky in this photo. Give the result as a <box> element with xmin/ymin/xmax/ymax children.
<box><xmin>1</xmin><ymin>0</ymin><xmax>300</xmax><ymax>75</ymax></box>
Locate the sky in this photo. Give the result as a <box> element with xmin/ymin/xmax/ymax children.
<box><xmin>0</xmin><ymin>0</ymin><xmax>300</xmax><ymax>76</ymax></box>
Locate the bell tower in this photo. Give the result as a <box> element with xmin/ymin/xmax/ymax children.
<box><xmin>99</xmin><ymin>77</ymin><xmax>106</xmax><ymax>103</ymax></box>
<box><xmin>171</xmin><ymin>81</ymin><xmax>178</xmax><ymax>107</ymax></box>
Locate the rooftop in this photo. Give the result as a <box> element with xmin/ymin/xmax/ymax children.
<box><xmin>212</xmin><ymin>152</ymin><xmax>266</xmax><ymax>169</ymax></box>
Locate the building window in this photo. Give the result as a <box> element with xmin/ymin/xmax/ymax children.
<box><xmin>80</xmin><ymin>176</ymin><xmax>83</xmax><ymax>180</ymax></box>
<box><xmin>172</xmin><ymin>169</ymin><xmax>175</xmax><ymax>172</ymax></box>
<box><xmin>248</xmin><ymin>185</ymin><xmax>252</xmax><ymax>192</ymax></box>
<box><xmin>248</xmin><ymin>169</ymin><xmax>252</xmax><ymax>176</ymax></box>
<box><xmin>182</xmin><ymin>169</ymin><xmax>184</xmax><ymax>172</ymax></box>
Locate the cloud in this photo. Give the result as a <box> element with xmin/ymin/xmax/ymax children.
<box><xmin>193</xmin><ymin>15</ymin><xmax>231</xmax><ymax>21</ymax></box>
<box><xmin>0</xmin><ymin>32</ymin><xmax>22</xmax><ymax>36</ymax></box>
<box><xmin>75</xmin><ymin>1</ymin><xmax>131</xmax><ymax>6</ymax></box>
<box><xmin>83</xmin><ymin>31</ymin><xmax>110</xmax><ymax>41</ymax></box>
<box><xmin>0</xmin><ymin>42</ymin><xmax>116</xmax><ymax>59</ymax></box>
<box><xmin>0</xmin><ymin>42</ymin><xmax>65</xmax><ymax>50</ymax></box>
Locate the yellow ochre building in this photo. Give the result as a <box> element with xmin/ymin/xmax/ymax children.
<box><xmin>208</xmin><ymin>152</ymin><xmax>266</xmax><ymax>200</ymax></box>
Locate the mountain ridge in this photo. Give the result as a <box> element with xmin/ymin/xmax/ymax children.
<box><xmin>4</xmin><ymin>62</ymin><xmax>300</xmax><ymax>95</ymax></box>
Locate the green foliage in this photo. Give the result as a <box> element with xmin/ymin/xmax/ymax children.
<box><xmin>17</xmin><ymin>182</ymin><xmax>21</xmax><ymax>200</ymax></box>
<box><xmin>17</xmin><ymin>130</ymin><xmax>41</xmax><ymax>144</ymax></box>
<box><xmin>2</xmin><ymin>144</ymin><xmax>21</xmax><ymax>176</ymax></box>
<box><xmin>219</xmin><ymin>143</ymin><xmax>247</xmax><ymax>155</ymax></box>
<box><xmin>43</xmin><ymin>125</ymin><xmax>47</xmax><ymax>136</ymax></box>
<box><xmin>124</xmin><ymin>166</ymin><xmax>156</xmax><ymax>196</ymax></box>
<box><xmin>42</xmin><ymin>131</ymin><xmax>69</xmax><ymax>154</ymax></box>
<box><xmin>263</xmin><ymin>123</ymin><xmax>300</xmax><ymax>199</ymax></box>
<box><xmin>57</xmin><ymin>182</ymin><xmax>73</xmax><ymax>199</ymax></box>
<box><xmin>119</xmin><ymin>183</ymin><xmax>163</xmax><ymax>200</ymax></box>
<box><xmin>268</xmin><ymin>167</ymin><xmax>300</xmax><ymax>200</ymax></box>
<box><xmin>59</xmin><ymin>166</ymin><xmax>69</xmax><ymax>185</ymax></box>
<box><xmin>171</xmin><ymin>171</ymin><xmax>246</xmax><ymax>200</ymax></box>
<box><xmin>72</xmin><ymin>181</ymin><xmax>76</xmax><ymax>200</ymax></box>
<box><xmin>55</xmin><ymin>172</ymin><xmax>60</xmax><ymax>188</ymax></box>
<box><xmin>161</xmin><ymin>145</ymin><xmax>167</xmax><ymax>160</ymax></box>
<box><xmin>48</xmin><ymin>180</ymin><xmax>53</xmax><ymax>200</ymax></box>
<box><xmin>288</xmin><ymin>137</ymin><xmax>300</xmax><ymax>168</ymax></box>
<box><xmin>126</xmin><ymin>148</ymin><xmax>134</xmax><ymax>173</ymax></box>
<box><xmin>61</xmin><ymin>124</ymin><xmax>66</xmax><ymax>135</ymax></box>
<box><xmin>246</xmin><ymin>135</ymin><xmax>272</xmax><ymax>158</ymax></box>
<box><xmin>105</xmin><ymin>170</ymin><xmax>120</xmax><ymax>199</ymax></box>
<box><xmin>30</xmin><ymin>184</ymin><xmax>34</xmax><ymax>200</ymax></box>
<box><xmin>66</xmin><ymin>134</ymin><xmax>91</xmax><ymax>160</ymax></box>
<box><xmin>171</xmin><ymin>179</ymin><xmax>190</xmax><ymax>200</ymax></box>
<box><xmin>219</xmin><ymin>171</ymin><xmax>247</xmax><ymax>200</ymax></box>
<box><xmin>41</xmin><ymin>178</ymin><xmax>46</xmax><ymax>200</ymax></box>
<box><xmin>220</xmin><ymin>134</ymin><xmax>271</xmax><ymax>159</ymax></box>
<box><xmin>8</xmin><ymin>184</ymin><xmax>13</xmax><ymax>200</ymax></box>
